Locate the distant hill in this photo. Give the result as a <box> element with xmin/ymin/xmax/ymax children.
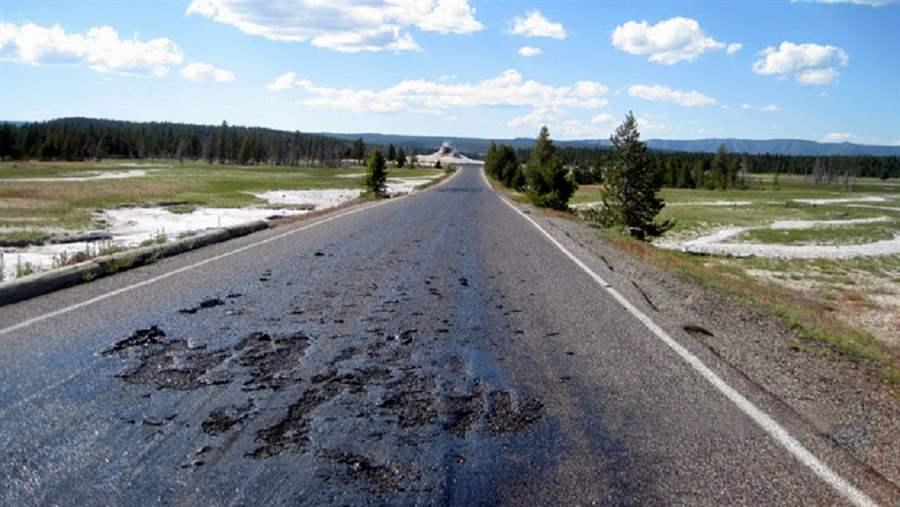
<box><xmin>643</xmin><ymin>138</ymin><xmax>900</xmax><ymax>156</ymax></box>
<box><xmin>325</xmin><ymin>132</ymin><xmax>900</xmax><ymax>157</ymax></box>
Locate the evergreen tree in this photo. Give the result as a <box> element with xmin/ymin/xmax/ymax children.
<box><xmin>598</xmin><ymin>112</ymin><xmax>671</xmax><ymax>239</ymax></box>
<box><xmin>523</xmin><ymin>126</ymin><xmax>575</xmax><ymax>210</ymax></box>
<box><xmin>396</xmin><ymin>147</ymin><xmax>406</xmax><ymax>168</ymax></box>
<box><xmin>484</xmin><ymin>142</ymin><xmax>499</xmax><ymax>179</ymax></box>
<box><xmin>712</xmin><ymin>144</ymin><xmax>729</xmax><ymax>189</ymax></box>
<box><xmin>238</xmin><ymin>135</ymin><xmax>254</xmax><ymax>165</ymax></box>
<box><xmin>408</xmin><ymin>148</ymin><xmax>417</xmax><ymax>168</ymax></box>
<box><xmin>365</xmin><ymin>149</ymin><xmax>388</xmax><ymax>197</ymax></box>
<box><xmin>497</xmin><ymin>145</ymin><xmax>522</xmax><ymax>189</ymax></box>
<box><xmin>350</xmin><ymin>138</ymin><xmax>366</xmax><ymax>164</ymax></box>
<box><xmin>387</xmin><ymin>143</ymin><xmax>396</xmax><ymax>162</ymax></box>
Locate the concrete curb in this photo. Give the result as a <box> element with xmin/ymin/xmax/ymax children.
<box><xmin>0</xmin><ymin>220</ymin><xmax>269</xmax><ymax>307</ymax></box>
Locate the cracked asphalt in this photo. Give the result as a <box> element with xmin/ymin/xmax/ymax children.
<box><xmin>0</xmin><ymin>165</ymin><xmax>891</xmax><ymax>505</ymax></box>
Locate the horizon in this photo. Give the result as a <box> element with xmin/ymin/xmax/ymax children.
<box><xmin>2</xmin><ymin>1</ymin><xmax>899</xmax><ymax>144</ymax></box>
<box><xmin>9</xmin><ymin>116</ymin><xmax>900</xmax><ymax>149</ymax></box>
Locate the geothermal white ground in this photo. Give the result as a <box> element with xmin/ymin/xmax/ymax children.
<box><xmin>1</xmin><ymin>174</ymin><xmax>442</xmax><ymax>280</ymax></box>
<box><xmin>655</xmin><ymin>216</ymin><xmax>900</xmax><ymax>259</ymax></box>
<box><xmin>8</xmin><ymin>169</ymin><xmax>151</xmax><ymax>183</ymax></box>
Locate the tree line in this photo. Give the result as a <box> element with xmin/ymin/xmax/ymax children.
<box><xmin>0</xmin><ymin>118</ymin><xmax>354</xmax><ymax>166</ymax></box>
<box><xmin>555</xmin><ymin>144</ymin><xmax>900</xmax><ymax>188</ymax></box>
<box><xmin>486</xmin><ymin>114</ymin><xmax>675</xmax><ymax>240</ymax></box>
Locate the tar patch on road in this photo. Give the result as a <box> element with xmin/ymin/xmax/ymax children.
<box><xmin>101</xmin><ymin>319</ymin><xmax>544</xmax><ymax>492</ymax></box>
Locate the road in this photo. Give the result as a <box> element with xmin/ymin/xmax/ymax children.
<box><xmin>0</xmin><ymin>165</ymin><xmax>892</xmax><ymax>505</ymax></box>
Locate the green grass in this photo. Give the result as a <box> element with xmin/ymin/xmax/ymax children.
<box><xmin>737</xmin><ymin>220</ymin><xmax>900</xmax><ymax>245</ymax></box>
<box><xmin>565</xmin><ymin>176</ymin><xmax>900</xmax><ymax>392</ymax></box>
<box><xmin>598</xmin><ymin>231</ymin><xmax>900</xmax><ymax>390</ymax></box>
<box><xmin>0</xmin><ymin>229</ymin><xmax>51</xmax><ymax>245</ymax></box>
<box><xmin>573</xmin><ymin>177</ymin><xmax>900</xmax><ymax>239</ymax></box>
<box><xmin>0</xmin><ymin>160</ymin><xmax>441</xmax><ymax>232</ymax></box>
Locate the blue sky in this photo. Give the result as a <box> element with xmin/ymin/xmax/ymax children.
<box><xmin>1</xmin><ymin>0</ymin><xmax>899</xmax><ymax>143</ymax></box>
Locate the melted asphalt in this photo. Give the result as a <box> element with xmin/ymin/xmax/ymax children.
<box><xmin>0</xmin><ymin>166</ymin><xmax>872</xmax><ymax>505</ymax></box>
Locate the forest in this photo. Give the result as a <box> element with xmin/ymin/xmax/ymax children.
<box><xmin>2</xmin><ymin>118</ymin><xmax>899</xmax><ymax>188</ymax></box>
<box><xmin>551</xmin><ymin>145</ymin><xmax>900</xmax><ymax>188</ymax></box>
<box><xmin>0</xmin><ymin>118</ymin><xmax>352</xmax><ymax>166</ymax></box>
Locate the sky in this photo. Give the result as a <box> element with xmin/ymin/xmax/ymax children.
<box><xmin>1</xmin><ymin>0</ymin><xmax>899</xmax><ymax>144</ymax></box>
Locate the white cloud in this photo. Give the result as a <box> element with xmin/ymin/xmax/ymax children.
<box><xmin>438</xmin><ymin>73</ymin><xmax>456</xmax><ymax>81</ymax></box>
<box><xmin>612</xmin><ymin>17</ymin><xmax>725</xmax><ymax>64</ymax></box>
<box><xmin>509</xmin><ymin>107</ymin><xmax>613</xmax><ymax>139</ymax></box>
<box><xmin>627</xmin><ymin>84</ymin><xmax>716</xmax><ymax>107</ymax></box>
<box><xmin>186</xmin><ymin>0</ymin><xmax>483</xmax><ymax>53</ymax></box>
<box><xmin>726</xmin><ymin>42</ymin><xmax>743</xmax><ymax>54</ymax></box>
<box><xmin>742</xmin><ymin>103</ymin><xmax>781</xmax><ymax>112</ymax></box>
<box><xmin>822</xmin><ymin>132</ymin><xmax>855</xmax><ymax>142</ymax></box>
<box><xmin>752</xmin><ymin>41</ymin><xmax>848</xmax><ymax>85</ymax></box>
<box><xmin>0</xmin><ymin>22</ymin><xmax>182</xmax><ymax>76</ymax></box>
<box><xmin>268</xmin><ymin>69</ymin><xmax>608</xmax><ymax>113</ymax></box>
<box><xmin>509</xmin><ymin>10</ymin><xmax>566</xmax><ymax>39</ymax></box>
<box><xmin>637</xmin><ymin>116</ymin><xmax>668</xmax><ymax>132</ymax></box>
<box><xmin>518</xmin><ymin>46</ymin><xmax>542</xmax><ymax>57</ymax></box>
<box><xmin>793</xmin><ymin>0</ymin><xmax>897</xmax><ymax>6</ymax></box>
<box><xmin>591</xmin><ymin>113</ymin><xmax>615</xmax><ymax>125</ymax></box>
<box><xmin>181</xmin><ymin>62</ymin><xmax>234</xmax><ymax>82</ymax></box>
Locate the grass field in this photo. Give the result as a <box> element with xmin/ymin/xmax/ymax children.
<box><xmin>0</xmin><ymin>160</ymin><xmax>443</xmax><ymax>280</ymax></box>
<box><xmin>571</xmin><ymin>174</ymin><xmax>900</xmax><ymax>386</ymax></box>
<box><xmin>0</xmin><ymin>160</ymin><xmax>441</xmax><ymax>232</ymax></box>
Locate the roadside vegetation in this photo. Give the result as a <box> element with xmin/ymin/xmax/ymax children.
<box><xmin>485</xmin><ymin>126</ymin><xmax>576</xmax><ymax>210</ymax></box>
<box><xmin>365</xmin><ymin>149</ymin><xmax>388</xmax><ymax>197</ymax></box>
<box><xmin>589</xmin><ymin>112</ymin><xmax>671</xmax><ymax>239</ymax></box>
<box><xmin>0</xmin><ymin>161</ymin><xmax>442</xmax><ymax>231</ymax></box>
<box><xmin>482</xmin><ymin>115</ymin><xmax>900</xmax><ymax>388</ymax></box>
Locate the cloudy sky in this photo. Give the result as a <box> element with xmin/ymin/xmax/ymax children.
<box><xmin>1</xmin><ymin>0</ymin><xmax>899</xmax><ymax>143</ymax></box>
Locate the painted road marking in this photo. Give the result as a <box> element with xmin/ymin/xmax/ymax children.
<box><xmin>0</xmin><ymin>169</ymin><xmax>462</xmax><ymax>338</ymax></box>
<box><xmin>483</xmin><ymin>168</ymin><xmax>876</xmax><ymax>507</ymax></box>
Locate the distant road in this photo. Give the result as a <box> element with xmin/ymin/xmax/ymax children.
<box><xmin>0</xmin><ymin>165</ymin><xmax>891</xmax><ymax>505</ymax></box>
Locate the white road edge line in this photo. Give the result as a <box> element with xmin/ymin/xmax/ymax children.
<box><xmin>0</xmin><ymin>169</ymin><xmax>462</xmax><ymax>338</ymax></box>
<box><xmin>483</xmin><ymin>168</ymin><xmax>877</xmax><ymax>507</ymax></box>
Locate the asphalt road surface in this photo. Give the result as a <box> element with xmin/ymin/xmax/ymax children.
<box><xmin>0</xmin><ymin>166</ymin><xmax>891</xmax><ymax>505</ymax></box>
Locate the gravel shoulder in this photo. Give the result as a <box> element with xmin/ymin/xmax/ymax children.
<box><xmin>524</xmin><ymin>204</ymin><xmax>900</xmax><ymax>492</ymax></box>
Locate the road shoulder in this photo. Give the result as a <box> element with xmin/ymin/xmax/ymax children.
<box><xmin>501</xmin><ymin>190</ymin><xmax>900</xmax><ymax>496</ymax></box>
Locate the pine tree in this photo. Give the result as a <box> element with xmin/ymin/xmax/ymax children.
<box><xmin>350</xmin><ymin>138</ymin><xmax>366</xmax><ymax>164</ymax></box>
<box><xmin>238</xmin><ymin>135</ymin><xmax>254</xmax><ymax>165</ymax></box>
<box><xmin>0</xmin><ymin>125</ymin><xmax>15</xmax><ymax>160</ymax></box>
<box><xmin>396</xmin><ymin>147</ymin><xmax>406</xmax><ymax>168</ymax></box>
<box><xmin>523</xmin><ymin>126</ymin><xmax>575</xmax><ymax>210</ymax></box>
<box><xmin>387</xmin><ymin>143</ymin><xmax>396</xmax><ymax>162</ymax></box>
<box><xmin>484</xmin><ymin>142</ymin><xmax>499</xmax><ymax>179</ymax></box>
<box><xmin>365</xmin><ymin>149</ymin><xmax>388</xmax><ymax>197</ymax></box>
<box><xmin>497</xmin><ymin>145</ymin><xmax>521</xmax><ymax>189</ymax></box>
<box><xmin>598</xmin><ymin>112</ymin><xmax>671</xmax><ymax>239</ymax></box>
<box><xmin>712</xmin><ymin>144</ymin><xmax>729</xmax><ymax>189</ymax></box>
